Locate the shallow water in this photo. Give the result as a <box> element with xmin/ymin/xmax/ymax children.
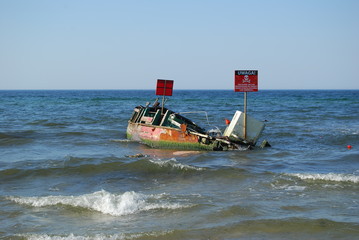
<box><xmin>0</xmin><ymin>90</ymin><xmax>358</xmax><ymax>239</ymax></box>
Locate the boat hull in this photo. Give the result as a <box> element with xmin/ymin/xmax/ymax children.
<box><xmin>126</xmin><ymin>122</ymin><xmax>215</xmax><ymax>151</ymax></box>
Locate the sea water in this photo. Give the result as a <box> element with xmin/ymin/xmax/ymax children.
<box><xmin>0</xmin><ymin>90</ymin><xmax>358</xmax><ymax>239</ymax></box>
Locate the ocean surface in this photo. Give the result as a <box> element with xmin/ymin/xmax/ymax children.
<box><xmin>0</xmin><ymin>90</ymin><xmax>358</xmax><ymax>240</ymax></box>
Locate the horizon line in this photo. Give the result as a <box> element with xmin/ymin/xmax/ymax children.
<box><xmin>0</xmin><ymin>88</ymin><xmax>358</xmax><ymax>91</ymax></box>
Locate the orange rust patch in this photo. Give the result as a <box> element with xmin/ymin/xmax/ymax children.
<box><xmin>159</xmin><ymin>128</ymin><xmax>198</xmax><ymax>143</ymax></box>
<box><xmin>180</xmin><ymin>123</ymin><xmax>187</xmax><ymax>133</ymax></box>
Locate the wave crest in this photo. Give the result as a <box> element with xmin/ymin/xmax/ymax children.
<box><xmin>287</xmin><ymin>173</ymin><xmax>359</xmax><ymax>183</ymax></box>
<box><xmin>149</xmin><ymin>158</ymin><xmax>204</xmax><ymax>171</ymax></box>
<box><xmin>19</xmin><ymin>231</ymin><xmax>172</xmax><ymax>240</ymax></box>
<box><xmin>8</xmin><ymin>190</ymin><xmax>190</xmax><ymax>216</ymax></box>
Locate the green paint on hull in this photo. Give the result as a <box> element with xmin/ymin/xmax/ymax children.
<box><xmin>126</xmin><ymin>132</ymin><xmax>132</xmax><ymax>139</ymax></box>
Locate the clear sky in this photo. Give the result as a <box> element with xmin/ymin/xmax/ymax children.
<box><xmin>0</xmin><ymin>0</ymin><xmax>358</xmax><ymax>90</ymax></box>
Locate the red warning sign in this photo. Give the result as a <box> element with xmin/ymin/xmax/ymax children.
<box><xmin>234</xmin><ymin>70</ymin><xmax>258</xmax><ymax>92</ymax></box>
<box><xmin>156</xmin><ymin>79</ymin><xmax>174</xmax><ymax>96</ymax></box>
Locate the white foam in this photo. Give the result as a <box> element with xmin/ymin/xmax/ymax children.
<box><xmin>287</xmin><ymin>173</ymin><xmax>359</xmax><ymax>183</ymax></box>
<box><xmin>272</xmin><ymin>184</ymin><xmax>306</xmax><ymax>191</ymax></box>
<box><xmin>149</xmin><ymin>158</ymin><xmax>204</xmax><ymax>171</ymax></box>
<box><xmin>338</xmin><ymin>127</ymin><xmax>359</xmax><ymax>135</ymax></box>
<box><xmin>21</xmin><ymin>231</ymin><xmax>172</xmax><ymax>240</ymax></box>
<box><xmin>8</xmin><ymin>190</ymin><xmax>190</xmax><ymax>216</ymax></box>
<box><xmin>23</xmin><ymin>233</ymin><xmax>122</xmax><ymax>240</ymax></box>
<box><xmin>110</xmin><ymin>139</ymin><xmax>134</xmax><ymax>143</ymax></box>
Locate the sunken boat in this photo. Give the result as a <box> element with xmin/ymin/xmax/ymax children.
<box><xmin>126</xmin><ymin>100</ymin><xmax>266</xmax><ymax>151</ymax></box>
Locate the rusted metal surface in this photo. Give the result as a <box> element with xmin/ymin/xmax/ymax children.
<box><xmin>127</xmin><ymin>122</ymin><xmax>204</xmax><ymax>147</ymax></box>
<box><xmin>127</xmin><ymin>121</ymin><xmax>223</xmax><ymax>150</ymax></box>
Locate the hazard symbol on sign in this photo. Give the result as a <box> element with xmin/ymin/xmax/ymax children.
<box><xmin>234</xmin><ymin>70</ymin><xmax>258</xmax><ymax>92</ymax></box>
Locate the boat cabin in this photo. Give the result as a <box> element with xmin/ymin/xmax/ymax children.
<box><xmin>129</xmin><ymin>105</ymin><xmax>206</xmax><ymax>134</ymax></box>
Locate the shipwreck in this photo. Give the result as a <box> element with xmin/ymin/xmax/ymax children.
<box><xmin>126</xmin><ymin>79</ymin><xmax>268</xmax><ymax>151</ymax></box>
<box><xmin>126</xmin><ymin>101</ymin><xmax>267</xmax><ymax>151</ymax></box>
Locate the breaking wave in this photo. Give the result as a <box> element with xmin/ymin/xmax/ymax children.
<box><xmin>149</xmin><ymin>158</ymin><xmax>204</xmax><ymax>171</ymax></box>
<box><xmin>7</xmin><ymin>190</ymin><xmax>191</xmax><ymax>216</ymax></box>
<box><xmin>19</xmin><ymin>231</ymin><xmax>172</xmax><ymax>240</ymax></box>
<box><xmin>287</xmin><ymin>173</ymin><xmax>359</xmax><ymax>183</ymax></box>
<box><xmin>21</xmin><ymin>234</ymin><xmax>125</xmax><ymax>240</ymax></box>
<box><xmin>19</xmin><ymin>218</ymin><xmax>357</xmax><ymax>240</ymax></box>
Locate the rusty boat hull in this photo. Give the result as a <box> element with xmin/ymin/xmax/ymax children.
<box><xmin>125</xmin><ymin>103</ymin><xmax>256</xmax><ymax>151</ymax></box>
<box><xmin>127</xmin><ymin>122</ymin><xmax>221</xmax><ymax>151</ymax></box>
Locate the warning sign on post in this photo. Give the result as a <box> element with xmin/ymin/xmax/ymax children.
<box><xmin>156</xmin><ymin>79</ymin><xmax>174</xmax><ymax>96</ymax></box>
<box><xmin>234</xmin><ymin>70</ymin><xmax>258</xmax><ymax>92</ymax></box>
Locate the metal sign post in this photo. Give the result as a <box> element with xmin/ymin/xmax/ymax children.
<box><xmin>234</xmin><ymin>70</ymin><xmax>258</xmax><ymax>141</ymax></box>
<box><xmin>243</xmin><ymin>91</ymin><xmax>247</xmax><ymax>139</ymax></box>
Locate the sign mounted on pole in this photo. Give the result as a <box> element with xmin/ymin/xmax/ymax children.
<box><xmin>156</xmin><ymin>79</ymin><xmax>174</xmax><ymax>96</ymax></box>
<box><xmin>234</xmin><ymin>70</ymin><xmax>258</xmax><ymax>92</ymax></box>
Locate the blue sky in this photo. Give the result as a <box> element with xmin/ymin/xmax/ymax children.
<box><xmin>1</xmin><ymin>0</ymin><xmax>358</xmax><ymax>90</ymax></box>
